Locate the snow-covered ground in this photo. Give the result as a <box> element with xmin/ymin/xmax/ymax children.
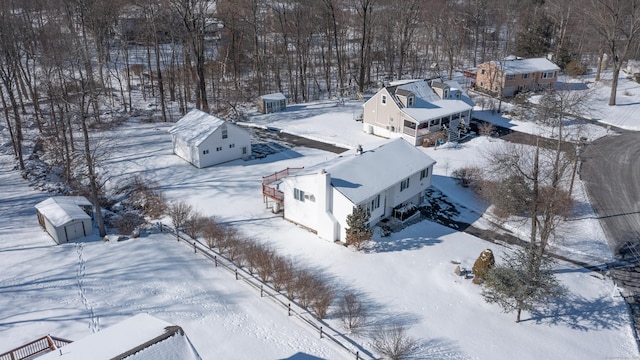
<box><xmin>1</xmin><ymin>73</ymin><xmax>639</xmax><ymax>359</ymax></box>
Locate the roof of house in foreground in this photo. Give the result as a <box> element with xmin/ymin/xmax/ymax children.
<box><xmin>39</xmin><ymin>313</ymin><xmax>201</xmax><ymax>360</ymax></box>
<box><xmin>168</xmin><ymin>108</ymin><xmax>231</xmax><ymax>146</ymax></box>
<box><xmin>35</xmin><ymin>196</ymin><xmax>91</xmax><ymax>227</ymax></box>
<box><xmin>294</xmin><ymin>138</ymin><xmax>436</xmax><ymax>204</ymax></box>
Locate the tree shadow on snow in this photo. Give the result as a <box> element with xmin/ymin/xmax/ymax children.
<box><xmin>414</xmin><ymin>337</ymin><xmax>469</xmax><ymax>360</ymax></box>
<box><xmin>526</xmin><ymin>292</ymin><xmax>630</xmax><ymax>331</ymax></box>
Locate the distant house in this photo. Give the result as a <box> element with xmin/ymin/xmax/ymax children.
<box><xmin>362</xmin><ymin>79</ymin><xmax>474</xmax><ymax>146</ymax></box>
<box><xmin>168</xmin><ymin>109</ymin><xmax>251</xmax><ymax>168</ymax></box>
<box><xmin>475</xmin><ymin>57</ymin><xmax>560</xmax><ymax>97</ymax></box>
<box><xmin>257</xmin><ymin>93</ymin><xmax>287</xmax><ymax>114</ymax></box>
<box><xmin>35</xmin><ymin>196</ymin><xmax>93</xmax><ymax>244</ymax></box>
<box><xmin>38</xmin><ymin>313</ymin><xmax>202</xmax><ymax>360</ymax></box>
<box><xmin>264</xmin><ymin>139</ymin><xmax>436</xmax><ymax>243</ymax></box>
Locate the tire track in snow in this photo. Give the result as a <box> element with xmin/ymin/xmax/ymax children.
<box><xmin>76</xmin><ymin>243</ymin><xmax>99</xmax><ymax>333</ymax></box>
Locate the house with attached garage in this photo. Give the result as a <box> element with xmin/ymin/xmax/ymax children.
<box><xmin>168</xmin><ymin>109</ymin><xmax>251</xmax><ymax>168</ymax></box>
<box><xmin>362</xmin><ymin>79</ymin><xmax>474</xmax><ymax>146</ymax></box>
<box><xmin>35</xmin><ymin>196</ymin><xmax>93</xmax><ymax>244</ymax></box>
<box><xmin>475</xmin><ymin>57</ymin><xmax>560</xmax><ymax>97</ymax></box>
<box><xmin>263</xmin><ymin>138</ymin><xmax>436</xmax><ymax>243</ymax></box>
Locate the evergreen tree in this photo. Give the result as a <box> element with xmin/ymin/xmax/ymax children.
<box><xmin>482</xmin><ymin>249</ymin><xmax>564</xmax><ymax>323</ymax></box>
<box><xmin>345</xmin><ymin>206</ymin><xmax>373</xmax><ymax>251</ymax></box>
<box><xmin>514</xmin><ymin>11</ymin><xmax>554</xmax><ymax>58</ymax></box>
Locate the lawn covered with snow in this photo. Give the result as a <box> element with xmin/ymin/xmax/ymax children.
<box><xmin>1</xmin><ymin>72</ymin><xmax>639</xmax><ymax>359</ymax></box>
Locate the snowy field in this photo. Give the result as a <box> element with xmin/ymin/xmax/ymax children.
<box><xmin>1</xmin><ymin>73</ymin><xmax>640</xmax><ymax>359</ymax></box>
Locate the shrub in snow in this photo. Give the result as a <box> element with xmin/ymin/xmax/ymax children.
<box><xmin>337</xmin><ymin>291</ymin><xmax>367</xmax><ymax>332</ymax></box>
<box><xmin>451</xmin><ymin>167</ymin><xmax>482</xmax><ymax>189</ymax></box>
<box><xmin>113</xmin><ymin>211</ymin><xmax>145</xmax><ymax>237</ymax></box>
<box><xmin>472</xmin><ymin>249</ymin><xmax>495</xmax><ymax>284</ymax></box>
<box><xmin>370</xmin><ymin>322</ymin><xmax>419</xmax><ymax>360</ymax></box>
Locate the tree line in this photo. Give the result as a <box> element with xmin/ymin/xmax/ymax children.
<box><xmin>1</xmin><ymin>0</ymin><xmax>639</xmax><ymax>242</ymax></box>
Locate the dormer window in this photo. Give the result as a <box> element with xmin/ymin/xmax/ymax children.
<box><xmin>381</xmin><ymin>95</ymin><xmax>387</xmax><ymax>105</ymax></box>
<box><xmin>443</xmin><ymin>89</ymin><xmax>449</xmax><ymax>98</ymax></box>
<box><xmin>407</xmin><ymin>96</ymin><xmax>414</xmax><ymax>107</ymax></box>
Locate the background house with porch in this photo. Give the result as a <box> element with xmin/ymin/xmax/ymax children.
<box><xmin>362</xmin><ymin>79</ymin><xmax>474</xmax><ymax>145</ymax></box>
<box><xmin>264</xmin><ymin>138</ymin><xmax>435</xmax><ymax>243</ymax></box>
<box><xmin>475</xmin><ymin>57</ymin><xmax>560</xmax><ymax>97</ymax></box>
<box><xmin>169</xmin><ymin>109</ymin><xmax>251</xmax><ymax>168</ymax></box>
<box><xmin>35</xmin><ymin>196</ymin><xmax>93</xmax><ymax>244</ymax></box>
<box><xmin>257</xmin><ymin>92</ymin><xmax>287</xmax><ymax>114</ymax></box>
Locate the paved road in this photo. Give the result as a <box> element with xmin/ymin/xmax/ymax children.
<box><xmin>581</xmin><ymin>130</ymin><xmax>640</xmax><ymax>258</ymax></box>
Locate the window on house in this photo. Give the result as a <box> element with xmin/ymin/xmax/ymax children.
<box><xmin>367</xmin><ymin>194</ymin><xmax>380</xmax><ymax>213</ymax></box>
<box><xmin>481</xmin><ymin>69</ymin><xmax>486</xmax><ymax>75</ymax></box>
<box><xmin>222</xmin><ymin>126</ymin><xmax>228</xmax><ymax>139</ymax></box>
<box><xmin>420</xmin><ymin>168</ymin><xmax>429</xmax><ymax>180</ymax></box>
<box><xmin>523</xmin><ymin>73</ymin><xmax>529</xmax><ymax>79</ymax></box>
<box><xmin>518</xmin><ymin>85</ymin><xmax>525</xmax><ymax>92</ymax></box>
<box><xmin>242</xmin><ymin>147</ymin><xmax>247</xmax><ymax>154</ymax></box>
<box><xmin>381</xmin><ymin>95</ymin><xmax>387</xmax><ymax>105</ymax></box>
<box><xmin>408</xmin><ymin>96</ymin><xmax>414</xmax><ymax>107</ymax></box>
<box><xmin>479</xmin><ymin>82</ymin><xmax>484</xmax><ymax>87</ymax></box>
<box><xmin>294</xmin><ymin>188</ymin><xmax>305</xmax><ymax>202</ymax></box>
<box><xmin>229</xmin><ymin>144</ymin><xmax>235</xmax><ymax>148</ymax></box>
<box><xmin>404</xmin><ymin>120</ymin><xmax>416</xmax><ymax>129</ymax></box>
<box><xmin>400</xmin><ymin>178</ymin><xmax>410</xmax><ymax>191</ymax></box>
<box><xmin>203</xmin><ymin>149</ymin><xmax>209</xmax><ymax>155</ymax></box>
<box><xmin>216</xmin><ymin>147</ymin><xmax>222</xmax><ymax>151</ymax></box>
<box><xmin>542</xmin><ymin>71</ymin><xmax>555</xmax><ymax>79</ymax></box>
<box><xmin>506</xmin><ymin>74</ymin><xmax>515</xmax><ymax>81</ymax></box>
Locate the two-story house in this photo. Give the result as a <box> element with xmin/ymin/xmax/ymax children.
<box><xmin>475</xmin><ymin>57</ymin><xmax>560</xmax><ymax>97</ymax></box>
<box><xmin>269</xmin><ymin>139</ymin><xmax>436</xmax><ymax>243</ymax></box>
<box><xmin>362</xmin><ymin>79</ymin><xmax>474</xmax><ymax>146</ymax></box>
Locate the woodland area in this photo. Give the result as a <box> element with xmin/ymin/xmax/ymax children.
<box><xmin>1</xmin><ymin>0</ymin><xmax>640</xmax><ymax>237</ymax></box>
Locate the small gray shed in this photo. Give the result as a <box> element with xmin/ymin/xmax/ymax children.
<box><xmin>257</xmin><ymin>92</ymin><xmax>287</xmax><ymax>114</ymax></box>
<box><xmin>35</xmin><ymin>196</ymin><xmax>93</xmax><ymax>244</ymax></box>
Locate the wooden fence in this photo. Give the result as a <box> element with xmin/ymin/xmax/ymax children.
<box><xmin>163</xmin><ymin>222</ymin><xmax>372</xmax><ymax>360</ymax></box>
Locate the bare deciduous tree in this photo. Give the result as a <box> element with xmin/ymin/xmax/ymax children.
<box><xmin>337</xmin><ymin>291</ymin><xmax>367</xmax><ymax>332</ymax></box>
<box><xmin>370</xmin><ymin>322</ymin><xmax>419</xmax><ymax>360</ymax></box>
<box><xmin>168</xmin><ymin>200</ymin><xmax>193</xmax><ymax>238</ymax></box>
<box><xmin>184</xmin><ymin>209</ymin><xmax>206</xmax><ymax>239</ymax></box>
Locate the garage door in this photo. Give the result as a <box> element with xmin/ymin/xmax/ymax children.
<box><xmin>64</xmin><ymin>221</ymin><xmax>86</xmax><ymax>242</ymax></box>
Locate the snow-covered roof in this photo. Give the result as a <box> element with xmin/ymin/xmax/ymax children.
<box><xmin>387</xmin><ymin>79</ymin><xmax>474</xmax><ymax>123</ymax></box>
<box><xmin>259</xmin><ymin>92</ymin><xmax>286</xmax><ymax>101</ymax></box>
<box><xmin>39</xmin><ymin>313</ymin><xmax>201</xmax><ymax>360</ymax></box>
<box><xmin>492</xmin><ymin>57</ymin><xmax>560</xmax><ymax>74</ymax></box>
<box><xmin>168</xmin><ymin>109</ymin><xmax>226</xmax><ymax>146</ymax></box>
<box><xmin>35</xmin><ymin>197</ymin><xmax>91</xmax><ymax>227</ymax></box>
<box><xmin>298</xmin><ymin>138</ymin><xmax>435</xmax><ymax>204</ymax></box>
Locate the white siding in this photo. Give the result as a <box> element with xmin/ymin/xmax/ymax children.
<box><xmin>282</xmin><ymin>174</ymin><xmax>321</xmax><ymax>232</ymax></box>
<box><xmin>197</xmin><ymin>126</ymin><xmax>251</xmax><ymax>168</ymax></box>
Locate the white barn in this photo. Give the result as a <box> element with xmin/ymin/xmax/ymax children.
<box><xmin>35</xmin><ymin>196</ymin><xmax>93</xmax><ymax>244</ymax></box>
<box><xmin>278</xmin><ymin>138</ymin><xmax>436</xmax><ymax>242</ymax></box>
<box><xmin>38</xmin><ymin>313</ymin><xmax>202</xmax><ymax>360</ymax></box>
<box><xmin>168</xmin><ymin>109</ymin><xmax>251</xmax><ymax>168</ymax></box>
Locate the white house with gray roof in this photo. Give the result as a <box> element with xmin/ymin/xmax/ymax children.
<box><xmin>362</xmin><ymin>79</ymin><xmax>474</xmax><ymax>145</ymax></box>
<box><xmin>169</xmin><ymin>109</ymin><xmax>251</xmax><ymax>168</ymax></box>
<box><xmin>278</xmin><ymin>138</ymin><xmax>435</xmax><ymax>242</ymax></box>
